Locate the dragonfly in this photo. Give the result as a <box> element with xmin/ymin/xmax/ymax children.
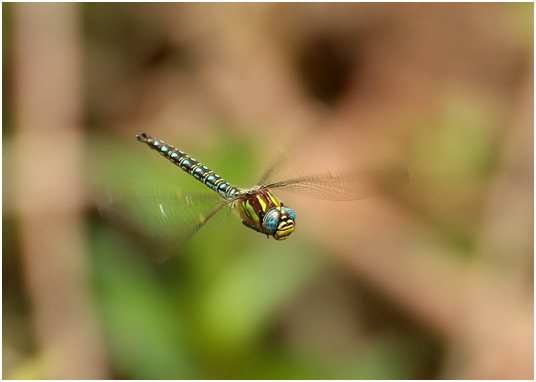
<box><xmin>98</xmin><ymin>132</ymin><xmax>407</xmax><ymax>262</ymax></box>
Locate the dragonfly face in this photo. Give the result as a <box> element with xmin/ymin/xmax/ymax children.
<box><xmin>263</xmin><ymin>205</ymin><xmax>296</xmax><ymax>240</ymax></box>
<box><xmin>235</xmin><ymin>187</ymin><xmax>295</xmax><ymax>240</ymax></box>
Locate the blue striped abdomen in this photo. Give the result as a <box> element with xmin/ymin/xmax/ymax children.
<box><xmin>136</xmin><ymin>132</ymin><xmax>239</xmax><ymax>199</ymax></box>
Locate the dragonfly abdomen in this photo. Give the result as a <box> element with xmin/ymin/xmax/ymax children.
<box><xmin>136</xmin><ymin>132</ymin><xmax>239</xmax><ymax>199</ymax></box>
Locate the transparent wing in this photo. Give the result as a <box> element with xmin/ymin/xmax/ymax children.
<box><xmin>256</xmin><ymin>128</ymin><xmax>313</xmax><ymax>188</ymax></box>
<box><xmin>95</xmin><ymin>183</ymin><xmax>234</xmax><ymax>263</ymax></box>
<box><xmin>265</xmin><ymin>164</ymin><xmax>409</xmax><ymax>201</ymax></box>
<box><xmin>255</xmin><ymin>113</ymin><xmax>410</xmax><ymax>201</ymax></box>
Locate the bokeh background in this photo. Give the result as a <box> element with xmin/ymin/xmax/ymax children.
<box><xmin>2</xmin><ymin>2</ymin><xmax>533</xmax><ymax>380</ymax></box>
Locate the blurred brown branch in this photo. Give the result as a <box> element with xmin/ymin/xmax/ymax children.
<box><xmin>13</xmin><ymin>3</ymin><xmax>108</xmax><ymax>379</ymax></box>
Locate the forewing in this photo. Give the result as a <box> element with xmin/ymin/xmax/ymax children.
<box><xmin>266</xmin><ymin>164</ymin><xmax>409</xmax><ymax>201</ymax></box>
<box><xmin>95</xmin><ymin>184</ymin><xmax>233</xmax><ymax>263</ymax></box>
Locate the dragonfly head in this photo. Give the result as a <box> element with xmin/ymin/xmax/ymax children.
<box><xmin>262</xmin><ymin>205</ymin><xmax>296</xmax><ymax>240</ymax></box>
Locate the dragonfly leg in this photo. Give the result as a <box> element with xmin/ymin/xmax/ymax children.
<box><xmin>241</xmin><ymin>220</ymin><xmax>268</xmax><ymax>237</ymax></box>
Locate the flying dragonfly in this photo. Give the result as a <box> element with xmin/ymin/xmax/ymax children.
<box><xmin>98</xmin><ymin>132</ymin><xmax>407</xmax><ymax>262</ymax></box>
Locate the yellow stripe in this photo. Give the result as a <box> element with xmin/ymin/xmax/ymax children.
<box><xmin>278</xmin><ymin>222</ymin><xmax>294</xmax><ymax>231</ymax></box>
<box><xmin>240</xmin><ymin>200</ymin><xmax>252</xmax><ymax>220</ymax></box>
<box><xmin>274</xmin><ymin>223</ymin><xmax>294</xmax><ymax>240</ymax></box>
<box><xmin>266</xmin><ymin>191</ymin><xmax>280</xmax><ymax>206</ymax></box>
<box><xmin>256</xmin><ymin>195</ymin><xmax>267</xmax><ymax>213</ymax></box>
<box><xmin>245</xmin><ymin>200</ymin><xmax>259</xmax><ymax>223</ymax></box>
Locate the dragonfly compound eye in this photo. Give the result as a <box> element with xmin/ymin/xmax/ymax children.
<box><xmin>262</xmin><ymin>208</ymin><xmax>280</xmax><ymax>235</ymax></box>
<box><xmin>282</xmin><ymin>206</ymin><xmax>296</xmax><ymax>221</ymax></box>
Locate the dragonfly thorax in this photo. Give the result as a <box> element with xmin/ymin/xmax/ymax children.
<box><xmin>235</xmin><ymin>187</ymin><xmax>295</xmax><ymax>240</ymax></box>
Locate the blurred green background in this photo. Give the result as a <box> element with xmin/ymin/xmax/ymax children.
<box><xmin>2</xmin><ymin>3</ymin><xmax>533</xmax><ymax>380</ymax></box>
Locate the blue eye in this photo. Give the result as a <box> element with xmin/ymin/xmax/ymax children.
<box><xmin>262</xmin><ymin>209</ymin><xmax>280</xmax><ymax>235</ymax></box>
<box><xmin>282</xmin><ymin>206</ymin><xmax>295</xmax><ymax>221</ymax></box>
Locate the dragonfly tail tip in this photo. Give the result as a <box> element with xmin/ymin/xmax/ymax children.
<box><xmin>136</xmin><ymin>132</ymin><xmax>149</xmax><ymax>142</ymax></box>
